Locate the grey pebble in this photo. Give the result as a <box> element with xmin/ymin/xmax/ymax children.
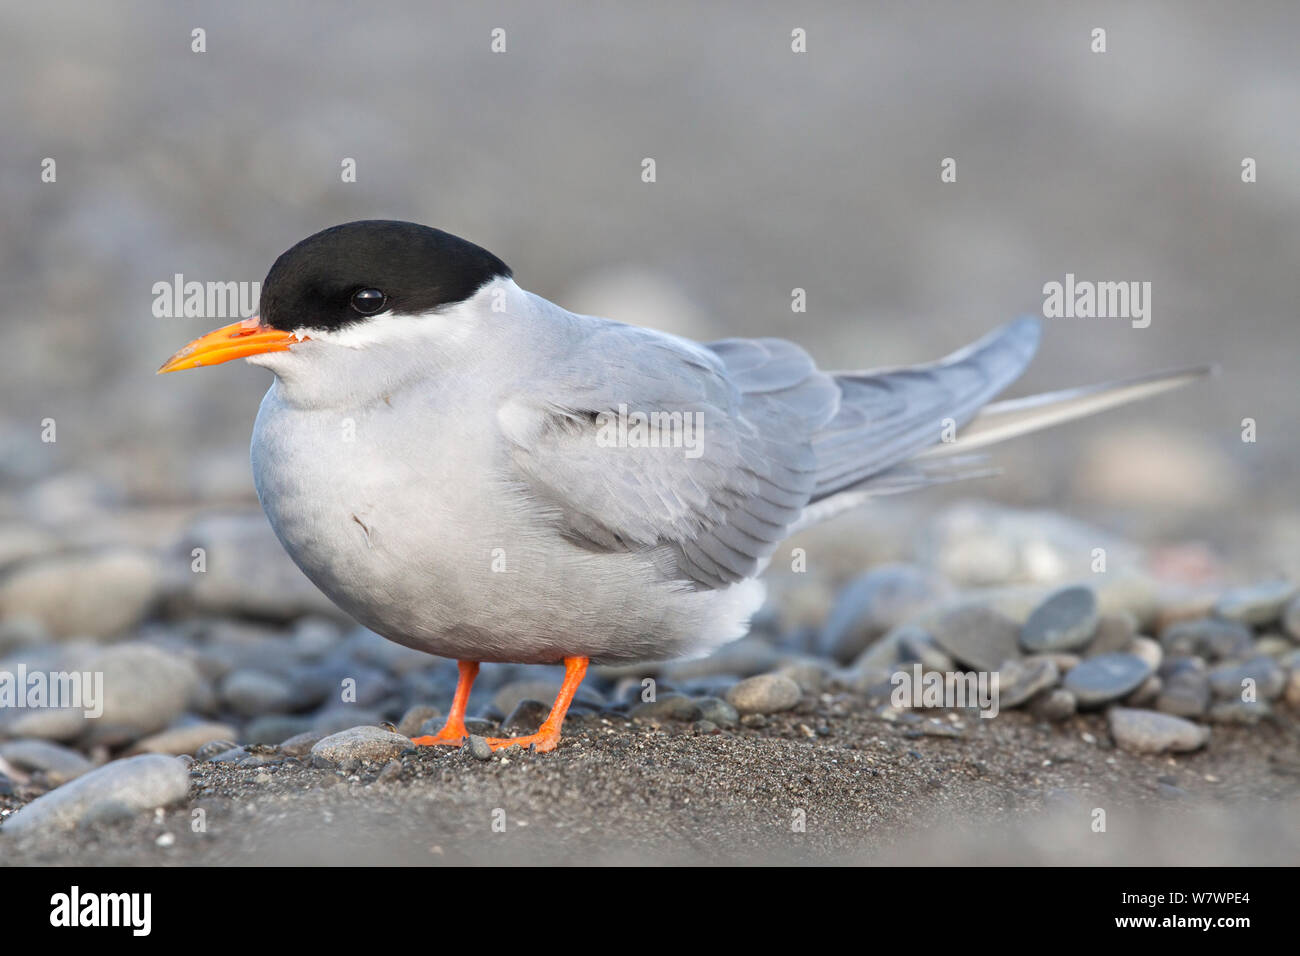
<box><xmin>1160</xmin><ymin>617</ymin><xmax>1253</xmax><ymax>662</ymax></box>
<box><xmin>896</xmin><ymin>626</ymin><xmax>956</xmax><ymax>673</ymax></box>
<box><xmin>396</xmin><ymin>704</ymin><xmax>440</xmax><ymax>737</ymax></box>
<box><xmin>1282</xmin><ymin>594</ymin><xmax>1300</xmax><ymax>641</ymax></box>
<box><xmin>0</xmin><ymin>739</ymin><xmax>93</xmax><ymax>785</ymax></box>
<box><xmin>1086</xmin><ymin>612</ymin><xmax>1138</xmax><ymax>657</ymax></box>
<box><xmin>194</xmin><ymin>739</ymin><xmax>238</xmax><ymax>761</ymax></box>
<box><xmin>1030</xmin><ymin>688</ymin><xmax>1077</xmax><ymax>722</ymax></box>
<box><xmin>1207</xmin><ymin>656</ymin><xmax>1286</xmax><ymax>700</ymax></box>
<box><xmin>127</xmin><ymin>721</ymin><xmax>239</xmax><ymax>756</ymax></box>
<box><xmin>929</xmin><ymin>605</ymin><xmax>1021</xmax><ymax>673</ymax></box>
<box><xmin>500</xmin><ymin>699</ymin><xmax>551</xmax><ymax>732</ymax></box>
<box><xmin>725</xmin><ymin>673</ymin><xmax>802</xmax><ymax>715</ymax></box>
<box><xmin>630</xmin><ymin>695</ymin><xmax>702</xmax><ymax>722</ymax></box>
<box><xmin>1207</xmin><ymin>700</ymin><xmax>1271</xmax><ymax>725</ymax></box>
<box><xmin>82</xmin><ymin>643</ymin><xmax>201</xmax><ymax>746</ymax></box>
<box><xmin>467</xmin><ymin>735</ymin><xmax>493</xmax><ymax>760</ymax></box>
<box><xmin>1108</xmin><ymin>707</ymin><xmax>1210</xmax><ymax>755</ymax></box>
<box><xmin>1064</xmin><ymin>653</ymin><xmax>1153</xmax><ymax>707</ymax></box>
<box><xmin>1156</xmin><ymin>665</ymin><xmax>1210</xmax><ymax>717</ymax></box>
<box><xmin>309</xmin><ymin>725</ymin><xmax>412</xmax><ymax>767</ymax></box>
<box><xmin>997</xmin><ymin>657</ymin><xmax>1061</xmax><ymax>709</ymax></box>
<box><xmin>1213</xmin><ymin>581</ymin><xmax>1296</xmax><ymax>626</ymax></box>
<box><xmin>1</xmin><ymin>754</ymin><xmax>189</xmax><ymax>837</ymax></box>
<box><xmin>1020</xmin><ymin>586</ymin><xmax>1098</xmax><ymax>653</ymax></box>
<box><xmin>220</xmin><ymin>669</ymin><xmax>294</xmax><ymax>717</ymax></box>
<box><xmin>819</xmin><ymin>564</ymin><xmax>951</xmax><ymax>663</ymax></box>
<box><xmin>695</xmin><ymin>696</ymin><xmax>739</xmax><ymax>727</ymax></box>
<box><xmin>278</xmin><ymin>730</ymin><xmax>327</xmax><ymax>757</ymax></box>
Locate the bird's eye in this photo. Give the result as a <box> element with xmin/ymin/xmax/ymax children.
<box><xmin>350</xmin><ymin>288</ymin><xmax>388</xmax><ymax>315</ymax></box>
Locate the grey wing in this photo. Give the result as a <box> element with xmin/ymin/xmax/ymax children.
<box><xmin>810</xmin><ymin>316</ymin><xmax>1041</xmax><ymax>499</ymax></box>
<box><xmin>498</xmin><ymin>325</ymin><xmax>838</xmax><ymax>589</ymax></box>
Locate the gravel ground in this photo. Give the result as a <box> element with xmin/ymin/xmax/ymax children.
<box><xmin>4</xmin><ymin>703</ymin><xmax>1298</xmax><ymax>866</ymax></box>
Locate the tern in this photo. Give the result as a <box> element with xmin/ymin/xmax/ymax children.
<box><xmin>160</xmin><ymin>220</ymin><xmax>1208</xmax><ymax>751</ymax></box>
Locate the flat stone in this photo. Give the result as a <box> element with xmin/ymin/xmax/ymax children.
<box><xmin>0</xmin><ymin>739</ymin><xmax>93</xmax><ymax>785</ymax></box>
<box><xmin>896</xmin><ymin>627</ymin><xmax>956</xmax><ymax>673</ymax></box>
<box><xmin>1213</xmin><ymin>581</ymin><xmax>1297</xmax><ymax>626</ymax></box>
<box><xmin>500</xmin><ymin>699</ymin><xmax>551</xmax><ymax>732</ymax></box>
<box><xmin>1156</xmin><ymin>665</ymin><xmax>1210</xmax><ymax>717</ymax></box>
<box><xmin>1160</xmin><ymin>617</ymin><xmax>1253</xmax><ymax>662</ymax></box>
<box><xmin>929</xmin><ymin>605</ymin><xmax>1021</xmax><ymax>673</ymax></box>
<box><xmin>1086</xmin><ymin>612</ymin><xmax>1138</xmax><ymax>657</ymax></box>
<box><xmin>0</xmin><ymin>754</ymin><xmax>188</xmax><ymax>837</ymax></box>
<box><xmin>0</xmin><ymin>549</ymin><xmax>162</xmax><ymax>639</ymax></box>
<box><xmin>1207</xmin><ymin>700</ymin><xmax>1270</xmax><ymax>724</ymax></box>
<box><xmin>1030</xmin><ymin>688</ymin><xmax>1077</xmax><ymax>721</ymax></box>
<box><xmin>1020</xmin><ymin>586</ymin><xmax>1098</xmax><ymax>653</ymax></box>
<box><xmin>819</xmin><ymin>564</ymin><xmax>952</xmax><ymax>662</ymax></box>
<box><xmin>997</xmin><ymin>658</ymin><xmax>1061</xmax><ymax>709</ymax></box>
<box><xmin>81</xmin><ymin>643</ymin><xmax>201</xmax><ymax>745</ymax></box>
<box><xmin>695</xmin><ymin>696</ymin><xmax>739</xmax><ymax>727</ymax></box>
<box><xmin>220</xmin><ymin>670</ymin><xmax>294</xmax><ymax>717</ymax></box>
<box><xmin>1063</xmin><ymin>653</ymin><xmax>1153</xmax><ymax>707</ymax></box>
<box><xmin>128</xmin><ymin>721</ymin><xmax>239</xmax><ymax>756</ymax></box>
<box><xmin>629</xmin><ymin>695</ymin><xmax>703</xmax><ymax>722</ymax></box>
<box><xmin>309</xmin><ymin>725</ymin><xmax>412</xmax><ymax>767</ymax></box>
<box><xmin>1109</xmin><ymin>708</ymin><xmax>1209</xmax><ymax>755</ymax></box>
<box><xmin>1207</xmin><ymin>657</ymin><xmax>1286</xmax><ymax>700</ymax></box>
<box><xmin>725</xmin><ymin>673</ymin><xmax>802</xmax><ymax>715</ymax></box>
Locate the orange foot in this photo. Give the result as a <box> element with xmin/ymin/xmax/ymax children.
<box><xmin>409</xmin><ymin>660</ymin><xmax>479</xmax><ymax>747</ymax></box>
<box><xmin>485</xmin><ymin>656</ymin><xmax>589</xmax><ymax>754</ymax></box>
<box><xmin>484</xmin><ymin>729</ymin><xmax>562</xmax><ymax>753</ymax></box>
<box><xmin>409</xmin><ymin>727</ymin><xmax>467</xmax><ymax>747</ymax></box>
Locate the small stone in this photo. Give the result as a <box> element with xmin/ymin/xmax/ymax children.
<box><xmin>500</xmin><ymin>699</ymin><xmax>551</xmax><ymax>732</ymax></box>
<box><xmin>1208</xmin><ymin>656</ymin><xmax>1286</xmax><ymax>700</ymax></box>
<box><xmin>309</xmin><ymin>726</ymin><xmax>412</xmax><ymax>767</ymax></box>
<box><xmin>1130</xmin><ymin>636</ymin><xmax>1163</xmax><ymax>672</ymax></box>
<box><xmin>819</xmin><ymin>564</ymin><xmax>952</xmax><ymax>662</ymax></box>
<box><xmin>997</xmin><ymin>658</ymin><xmax>1061</xmax><ymax>709</ymax></box>
<box><xmin>278</xmin><ymin>730</ymin><xmax>326</xmax><ymax>757</ymax></box>
<box><xmin>695</xmin><ymin>696</ymin><xmax>739</xmax><ymax>727</ymax></box>
<box><xmin>1031</xmin><ymin>688</ymin><xmax>1077</xmax><ymax>722</ymax></box>
<box><xmin>1284</xmin><ymin>670</ymin><xmax>1300</xmax><ymax>709</ymax></box>
<box><xmin>1213</xmin><ymin>581</ymin><xmax>1297</xmax><ymax>626</ymax></box>
<box><xmin>467</xmin><ymin>735</ymin><xmax>492</xmax><ymax>760</ymax></box>
<box><xmin>1108</xmin><ymin>708</ymin><xmax>1209</xmax><ymax>755</ymax></box>
<box><xmin>929</xmin><ymin>605</ymin><xmax>1021</xmax><ymax>672</ymax></box>
<box><xmin>1063</xmin><ymin>653</ymin><xmax>1153</xmax><ymax>707</ymax></box>
<box><xmin>376</xmin><ymin>759</ymin><xmax>404</xmax><ymax>783</ymax></box>
<box><xmin>0</xmin><ymin>739</ymin><xmax>93</xmax><ymax>785</ymax></box>
<box><xmin>194</xmin><ymin>739</ymin><xmax>238</xmax><ymax>762</ymax></box>
<box><xmin>775</xmin><ymin>660</ymin><xmax>831</xmax><ymax>694</ymax></box>
<box><xmin>1207</xmin><ymin>700</ymin><xmax>1270</xmax><ymax>724</ymax></box>
<box><xmin>220</xmin><ymin>670</ymin><xmax>294</xmax><ymax>717</ymax></box>
<box><xmin>396</xmin><ymin>705</ymin><xmax>440</xmax><ymax>737</ymax></box>
<box><xmin>896</xmin><ymin>627</ymin><xmax>956</xmax><ymax>673</ymax></box>
<box><xmin>1254</xmin><ymin>634</ymin><xmax>1292</xmax><ymax>658</ymax></box>
<box><xmin>1020</xmin><ymin>586</ymin><xmax>1098</xmax><ymax>653</ymax></box>
<box><xmin>1086</xmin><ymin>612</ymin><xmax>1138</xmax><ymax>657</ymax></box>
<box><xmin>128</xmin><ymin>721</ymin><xmax>239</xmax><ymax>756</ymax></box>
<box><xmin>492</xmin><ymin>679</ymin><xmax>602</xmax><ymax>717</ymax></box>
<box><xmin>630</xmin><ymin>695</ymin><xmax>702</xmax><ymax>722</ymax></box>
<box><xmin>81</xmin><ymin>643</ymin><xmax>201</xmax><ymax>745</ymax></box>
<box><xmin>1156</xmin><ymin>665</ymin><xmax>1210</xmax><ymax>718</ymax></box>
<box><xmin>0</xmin><ymin>549</ymin><xmax>161</xmax><ymax>639</ymax></box>
<box><xmin>1160</xmin><ymin>617</ymin><xmax>1253</xmax><ymax>661</ymax></box>
<box><xmin>1124</xmin><ymin>674</ymin><xmax>1162</xmax><ymax>708</ymax></box>
<box><xmin>1</xmin><ymin>754</ymin><xmax>189</xmax><ymax>836</ymax></box>
<box><xmin>725</xmin><ymin>673</ymin><xmax>802</xmax><ymax>715</ymax></box>
<box><xmin>463</xmin><ymin>717</ymin><xmax>497</xmax><ymax>737</ymax></box>
<box><xmin>1282</xmin><ymin>594</ymin><xmax>1300</xmax><ymax>641</ymax></box>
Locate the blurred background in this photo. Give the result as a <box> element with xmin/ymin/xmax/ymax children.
<box><xmin>1</xmin><ymin>0</ymin><xmax>1298</xmax><ymax>634</ymax></box>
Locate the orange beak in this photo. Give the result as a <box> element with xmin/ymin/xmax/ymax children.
<box><xmin>157</xmin><ymin>317</ymin><xmax>307</xmax><ymax>373</ymax></box>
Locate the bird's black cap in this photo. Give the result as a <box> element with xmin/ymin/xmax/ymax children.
<box><xmin>259</xmin><ymin>220</ymin><xmax>512</xmax><ymax>332</ymax></box>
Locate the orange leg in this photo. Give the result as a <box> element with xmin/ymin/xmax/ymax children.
<box><xmin>410</xmin><ymin>660</ymin><xmax>479</xmax><ymax>746</ymax></box>
<box><xmin>485</xmin><ymin>656</ymin><xmax>589</xmax><ymax>753</ymax></box>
